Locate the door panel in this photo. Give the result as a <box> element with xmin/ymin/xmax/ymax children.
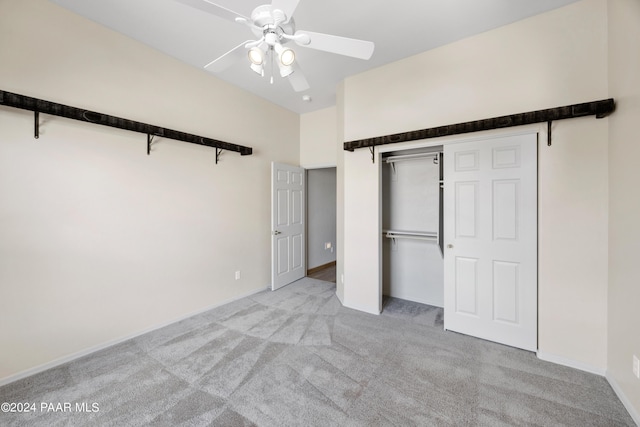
<box><xmin>292</xmin><ymin>234</ymin><xmax>303</xmax><ymax>269</ymax></box>
<box><xmin>444</xmin><ymin>133</ymin><xmax>537</xmax><ymax>351</ymax></box>
<box><xmin>292</xmin><ymin>189</ymin><xmax>303</xmax><ymax>224</ymax></box>
<box><xmin>277</xmin><ymin>189</ymin><xmax>289</xmax><ymax>226</ymax></box>
<box><xmin>492</xmin><ymin>180</ymin><xmax>519</xmax><ymax>240</ymax></box>
<box><xmin>492</xmin><ymin>145</ymin><xmax>521</xmax><ymax>169</ymax></box>
<box><xmin>455</xmin><ymin>150</ymin><xmax>480</xmax><ymax>171</ymax></box>
<box><xmin>272</xmin><ymin>162</ymin><xmax>306</xmax><ymax>290</ymax></box>
<box><xmin>492</xmin><ymin>261</ymin><xmax>519</xmax><ymax>323</ymax></box>
<box><xmin>455</xmin><ymin>181</ymin><xmax>479</xmax><ymax>238</ymax></box>
<box><xmin>455</xmin><ymin>257</ymin><xmax>479</xmax><ymax>315</ymax></box>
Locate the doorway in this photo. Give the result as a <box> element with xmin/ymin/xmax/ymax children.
<box><xmin>306</xmin><ymin>167</ymin><xmax>337</xmax><ymax>283</ymax></box>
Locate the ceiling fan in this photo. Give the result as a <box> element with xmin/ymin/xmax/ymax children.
<box><xmin>175</xmin><ymin>0</ymin><xmax>375</xmax><ymax>92</ymax></box>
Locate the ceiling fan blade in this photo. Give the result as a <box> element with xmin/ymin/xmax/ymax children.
<box><xmin>288</xmin><ymin>62</ymin><xmax>310</xmax><ymax>92</ymax></box>
<box><xmin>294</xmin><ymin>31</ymin><xmax>375</xmax><ymax>60</ymax></box>
<box><xmin>174</xmin><ymin>0</ymin><xmax>248</xmax><ymax>24</ymax></box>
<box><xmin>271</xmin><ymin>0</ymin><xmax>300</xmax><ymax>22</ymax></box>
<box><xmin>204</xmin><ymin>40</ymin><xmax>253</xmax><ymax>73</ymax></box>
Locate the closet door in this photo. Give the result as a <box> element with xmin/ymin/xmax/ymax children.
<box><xmin>443</xmin><ymin>133</ymin><xmax>537</xmax><ymax>351</ymax></box>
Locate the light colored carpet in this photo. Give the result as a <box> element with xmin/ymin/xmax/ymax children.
<box><xmin>0</xmin><ymin>277</ymin><xmax>634</xmax><ymax>426</ymax></box>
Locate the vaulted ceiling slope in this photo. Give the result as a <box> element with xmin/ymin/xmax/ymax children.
<box><xmin>50</xmin><ymin>0</ymin><xmax>580</xmax><ymax>114</ymax></box>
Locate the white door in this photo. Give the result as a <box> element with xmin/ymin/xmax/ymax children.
<box><xmin>443</xmin><ymin>133</ymin><xmax>537</xmax><ymax>351</ymax></box>
<box><xmin>271</xmin><ymin>162</ymin><xmax>306</xmax><ymax>290</ymax></box>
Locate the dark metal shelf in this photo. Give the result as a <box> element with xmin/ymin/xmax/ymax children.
<box><xmin>0</xmin><ymin>90</ymin><xmax>253</xmax><ymax>159</ymax></box>
<box><xmin>344</xmin><ymin>99</ymin><xmax>615</xmax><ymax>152</ymax></box>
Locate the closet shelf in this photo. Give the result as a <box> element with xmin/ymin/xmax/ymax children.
<box><xmin>383</xmin><ymin>229</ymin><xmax>438</xmax><ymax>242</ymax></box>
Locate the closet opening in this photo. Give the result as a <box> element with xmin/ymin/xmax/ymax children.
<box><xmin>379</xmin><ymin>132</ymin><xmax>538</xmax><ymax>351</ymax></box>
<box><xmin>382</xmin><ymin>146</ymin><xmax>444</xmax><ymax>311</ymax></box>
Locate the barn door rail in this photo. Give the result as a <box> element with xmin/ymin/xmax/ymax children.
<box><xmin>344</xmin><ymin>99</ymin><xmax>615</xmax><ymax>152</ymax></box>
<box><xmin>0</xmin><ymin>89</ymin><xmax>253</xmax><ymax>160</ymax></box>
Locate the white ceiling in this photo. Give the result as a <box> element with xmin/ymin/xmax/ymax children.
<box><xmin>50</xmin><ymin>0</ymin><xmax>579</xmax><ymax>114</ymax></box>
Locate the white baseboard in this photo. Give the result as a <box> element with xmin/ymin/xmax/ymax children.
<box><xmin>536</xmin><ymin>351</ymin><xmax>606</xmax><ymax>376</ymax></box>
<box><xmin>0</xmin><ymin>286</ymin><xmax>268</xmax><ymax>388</ymax></box>
<box><xmin>606</xmin><ymin>371</ymin><xmax>640</xmax><ymax>426</ymax></box>
<box><xmin>531</xmin><ymin>352</ymin><xmax>639</xmax><ymax>424</ymax></box>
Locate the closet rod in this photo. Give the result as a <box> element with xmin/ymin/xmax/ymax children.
<box><xmin>344</xmin><ymin>98</ymin><xmax>615</xmax><ymax>151</ymax></box>
<box><xmin>386</xmin><ymin>235</ymin><xmax>438</xmax><ymax>242</ymax></box>
<box><xmin>384</xmin><ymin>230</ymin><xmax>438</xmax><ymax>241</ymax></box>
<box><xmin>385</xmin><ymin>152</ymin><xmax>441</xmax><ymax>163</ymax></box>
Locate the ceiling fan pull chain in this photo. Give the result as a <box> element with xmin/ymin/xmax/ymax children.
<box><xmin>270</xmin><ymin>49</ymin><xmax>275</xmax><ymax>84</ymax></box>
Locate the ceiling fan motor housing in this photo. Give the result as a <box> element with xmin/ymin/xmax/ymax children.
<box><xmin>250</xmin><ymin>4</ymin><xmax>295</xmax><ymax>44</ymax></box>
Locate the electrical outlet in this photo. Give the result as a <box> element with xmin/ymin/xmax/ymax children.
<box><xmin>235</xmin><ymin>271</ymin><xmax>241</xmax><ymax>280</ymax></box>
<box><xmin>633</xmin><ymin>355</ymin><xmax>640</xmax><ymax>379</ymax></box>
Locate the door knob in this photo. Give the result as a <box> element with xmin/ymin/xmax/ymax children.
<box><xmin>274</xmin><ymin>230</ymin><xmax>282</xmax><ymax>235</ymax></box>
<box><xmin>447</xmin><ymin>244</ymin><xmax>454</xmax><ymax>249</ymax></box>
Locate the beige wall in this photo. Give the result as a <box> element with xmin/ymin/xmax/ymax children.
<box><xmin>3</xmin><ymin>1</ymin><xmax>637</xmax><ymax>418</ymax></box>
<box><xmin>335</xmin><ymin>83</ymin><xmax>346</xmax><ymax>303</ymax></box>
<box><xmin>607</xmin><ymin>0</ymin><xmax>640</xmax><ymax>420</ymax></box>
<box><xmin>300</xmin><ymin>106</ymin><xmax>337</xmax><ymax>168</ymax></box>
<box><xmin>341</xmin><ymin>0</ymin><xmax>610</xmax><ymax>369</ymax></box>
<box><xmin>0</xmin><ymin>0</ymin><xmax>299</xmax><ymax>381</ymax></box>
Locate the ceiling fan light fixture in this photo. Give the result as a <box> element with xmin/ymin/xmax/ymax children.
<box><xmin>248</xmin><ymin>47</ymin><xmax>264</xmax><ymax>65</ymax></box>
<box><xmin>250</xmin><ymin>62</ymin><xmax>264</xmax><ymax>76</ymax></box>
<box><xmin>279</xmin><ymin>48</ymin><xmax>295</xmax><ymax>66</ymax></box>
<box><xmin>274</xmin><ymin>43</ymin><xmax>295</xmax><ymax>66</ymax></box>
